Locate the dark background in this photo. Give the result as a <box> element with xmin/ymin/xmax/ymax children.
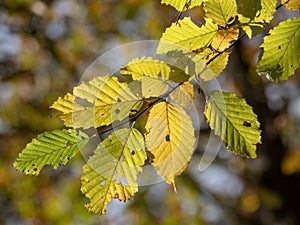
<box><xmin>0</xmin><ymin>0</ymin><xmax>300</xmax><ymax>224</ymax></box>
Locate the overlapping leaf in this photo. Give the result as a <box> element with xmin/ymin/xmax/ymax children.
<box><xmin>120</xmin><ymin>57</ymin><xmax>171</xmax><ymax>80</ymax></box>
<box><xmin>161</xmin><ymin>0</ymin><xmax>204</xmax><ymax>12</ymax></box>
<box><xmin>121</xmin><ymin>57</ymin><xmax>190</xmax><ymax>83</ymax></box>
<box><xmin>211</xmin><ymin>26</ymin><xmax>239</xmax><ymax>51</ymax></box>
<box><xmin>282</xmin><ymin>0</ymin><xmax>300</xmax><ymax>11</ymax></box>
<box><xmin>14</xmin><ymin>129</ymin><xmax>89</xmax><ymax>175</ymax></box>
<box><xmin>170</xmin><ymin>82</ymin><xmax>194</xmax><ymax>107</ymax></box>
<box><xmin>51</xmin><ymin>76</ymin><xmax>142</xmax><ymax>129</ymax></box>
<box><xmin>204</xmin><ymin>91</ymin><xmax>261</xmax><ymax>158</ymax></box>
<box><xmin>81</xmin><ymin>128</ymin><xmax>147</xmax><ymax>214</ymax></box>
<box><xmin>257</xmin><ymin>18</ymin><xmax>300</xmax><ymax>81</ymax></box>
<box><xmin>204</xmin><ymin>0</ymin><xmax>237</xmax><ymax>27</ymax></box>
<box><xmin>237</xmin><ymin>0</ymin><xmax>276</xmax><ymax>38</ymax></box>
<box><xmin>197</xmin><ymin>49</ymin><xmax>230</xmax><ymax>80</ymax></box>
<box><xmin>157</xmin><ymin>17</ymin><xmax>218</xmax><ymax>54</ymax></box>
<box><xmin>145</xmin><ymin>102</ymin><xmax>196</xmax><ymax>185</ymax></box>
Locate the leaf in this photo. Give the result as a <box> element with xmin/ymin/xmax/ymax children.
<box><xmin>211</xmin><ymin>26</ymin><xmax>239</xmax><ymax>52</ymax></box>
<box><xmin>14</xmin><ymin>129</ymin><xmax>89</xmax><ymax>175</ymax></box>
<box><xmin>120</xmin><ymin>57</ymin><xmax>171</xmax><ymax>80</ymax></box>
<box><xmin>237</xmin><ymin>0</ymin><xmax>277</xmax><ymax>38</ymax></box>
<box><xmin>51</xmin><ymin>76</ymin><xmax>143</xmax><ymax>129</ymax></box>
<box><xmin>81</xmin><ymin>128</ymin><xmax>146</xmax><ymax>214</ymax></box>
<box><xmin>204</xmin><ymin>0</ymin><xmax>238</xmax><ymax>27</ymax></box>
<box><xmin>282</xmin><ymin>0</ymin><xmax>300</xmax><ymax>11</ymax></box>
<box><xmin>257</xmin><ymin>18</ymin><xmax>300</xmax><ymax>81</ymax></box>
<box><xmin>139</xmin><ymin>77</ymin><xmax>169</xmax><ymax>99</ymax></box>
<box><xmin>161</xmin><ymin>0</ymin><xmax>204</xmax><ymax>12</ymax></box>
<box><xmin>197</xmin><ymin>49</ymin><xmax>230</xmax><ymax>80</ymax></box>
<box><xmin>204</xmin><ymin>91</ymin><xmax>261</xmax><ymax>158</ymax></box>
<box><xmin>121</xmin><ymin>57</ymin><xmax>191</xmax><ymax>83</ymax></box>
<box><xmin>157</xmin><ymin>17</ymin><xmax>218</xmax><ymax>54</ymax></box>
<box><xmin>170</xmin><ymin>82</ymin><xmax>194</xmax><ymax>107</ymax></box>
<box><xmin>145</xmin><ymin>102</ymin><xmax>196</xmax><ymax>185</ymax></box>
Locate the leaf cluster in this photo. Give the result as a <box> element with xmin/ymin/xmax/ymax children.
<box><xmin>14</xmin><ymin>0</ymin><xmax>300</xmax><ymax>215</ymax></box>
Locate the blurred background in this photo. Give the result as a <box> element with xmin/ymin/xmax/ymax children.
<box><xmin>0</xmin><ymin>0</ymin><xmax>300</xmax><ymax>224</ymax></box>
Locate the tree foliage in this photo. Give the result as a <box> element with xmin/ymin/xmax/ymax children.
<box><xmin>14</xmin><ymin>0</ymin><xmax>300</xmax><ymax>215</ymax></box>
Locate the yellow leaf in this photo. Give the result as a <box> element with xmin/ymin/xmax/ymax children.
<box><xmin>282</xmin><ymin>0</ymin><xmax>300</xmax><ymax>11</ymax></box>
<box><xmin>145</xmin><ymin>102</ymin><xmax>196</xmax><ymax>184</ymax></box>
<box><xmin>211</xmin><ymin>26</ymin><xmax>239</xmax><ymax>52</ymax></box>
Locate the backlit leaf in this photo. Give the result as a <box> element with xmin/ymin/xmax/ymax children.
<box><xmin>170</xmin><ymin>82</ymin><xmax>194</xmax><ymax>107</ymax></box>
<box><xmin>237</xmin><ymin>0</ymin><xmax>276</xmax><ymax>38</ymax></box>
<box><xmin>81</xmin><ymin>128</ymin><xmax>146</xmax><ymax>214</ymax></box>
<box><xmin>161</xmin><ymin>0</ymin><xmax>204</xmax><ymax>12</ymax></box>
<box><xmin>197</xmin><ymin>49</ymin><xmax>230</xmax><ymax>80</ymax></box>
<box><xmin>51</xmin><ymin>76</ymin><xmax>143</xmax><ymax>129</ymax></box>
<box><xmin>204</xmin><ymin>0</ymin><xmax>238</xmax><ymax>27</ymax></box>
<box><xmin>257</xmin><ymin>18</ymin><xmax>300</xmax><ymax>81</ymax></box>
<box><xmin>145</xmin><ymin>102</ymin><xmax>196</xmax><ymax>185</ymax></box>
<box><xmin>157</xmin><ymin>17</ymin><xmax>218</xmax><ymax>53</ymax></box>
<box><xmin>282</xmin><ymin>0</ymin><xmax>300</xmax><ymax>11</ymax></box>
<box><xmin>211</xmin><ymin>26</ymin><xmax>239</xmax><ymax>52</ymax></box>
<box><xmin>14</xmin><ymin>129</ymin><xmax>89</xmax><ymax>175</ymax></box>
<box><xmin>204</xmin><ymin>91</ymin><xmax>261</xmax><ymax>158</ymax></box>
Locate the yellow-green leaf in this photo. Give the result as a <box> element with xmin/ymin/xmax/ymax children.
<box><xmin>81</xmin><ymin>128</ymin><xmax>146</xmax><ymax>214</ymax></box>
<box><xmin>170</xmin><ymin>82</ymin><xmax>194</xmax><ymax>107</ymax></box>
<box><xmin>257</xmin><ymin>18</ymin><xmax>300</xmax><ymax>81</ymax></box>
<box><xmin>161</xmin><ymin>0</ymin><xmax>204</xmax><ymax>12</ymax></box>
<box><xmin>51</xmin><ymin>76</ymin><xmax>143</xmax><ymax>129</ymax></box>
<box><xmin>14</xmin><ymin>129</ymin><xmax>89</xmax><ymax>175</ymax></box>
<box><xmin>145</xmin><ymin>102</ymin><xmax>196</xmax><ymax>185</ymax></box>
<box><xmin>204</xmin><ymin>0</ymin><xmax>238</xmax><ymax>27</ymax></box>
<box><xmin>197</xmin><ymin>49</ymin><xmax>230</xmax><ymax>80</ymax></box>
<box><xmin>204</xmin><ymin>91</ymin><xmax>261</xmax><ymax>158</ymax></box>
<box><xmin>157</xmin><ymin>17</ymin><xmax>218</xmax><ymax>54</ymax></box>
<box><xmin>139</xmin><ymin>77</ymin><xmax>169</xmax><ymax>99</ymax></box>
<box><xmin>120</xmin><ymin>57</ymin><xmax>171</xmax><ymax>80</ymax></box>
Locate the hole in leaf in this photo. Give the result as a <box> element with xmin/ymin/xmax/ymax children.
<box><xmin>227</xmin><ymin>16</ymin><xmax>235</xmax><ymax>24</ymax></box>
<box><xmin>33</xmin><ymin>168</ymin><xmax>38</xmax><ymax>171</ymax></box>
<box><xmin>166</xmin><ymin>135</ymin><xmax>170</xmax><ymax>142</ymax></box>
<box><xmin>100</xmin><ymin>181</ymin><xmax>106</xmax><ymax>186</ymax></box>
<box><xmin>32</xmin><ymin>164</ymin><xmax>35</xmax><ymax>167</ymax></box>
<box><xmin>243</xmin><ymin>121</ymin><xmax>251</xmax><ymax>127</ymax></box>
<box><xmin>278</xmin><ymin>45</ymin><xmax>281</xmax><ymax>50</ymax></box>
<box><xmin>131</xmin><ymin>151</ymin><xmax>135</xmax><ymax>156</ymax></box>
<box><xmin>115</xmin><ymin>109</ymin><xmax>120</xmax><ymax>114</ymax></box>
<box><xmin>67</xmin><ymin>157</ymin><xmax>70</xmax><ymax>160</ymax></box>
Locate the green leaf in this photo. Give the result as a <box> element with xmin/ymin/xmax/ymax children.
<box><xmin>257</xmin><ymin>18</ymin><xmax>300</xmax><ymax>81</ymax></box>
<box><xmin>204</xmin><ymin>0</ymin><xmax>238</xmax><ymax>27</ymax></box>
<box><xmin>157</xmin><ymin>17</ymin><xmax>218</xmax><ymax>54</ymax></box>
<box><xmin>81</xmin><ymin>128</ymin><xmax>146</xmax><ymax>214</ymax></box>
<box><xmin>14</xmin><ymin>129</ymin><xmax>89</xmax><ymax>175</ymax></box>
<box><xmin>145</xmin><ymin>102</ymin><xmax>196</xmax><ymax>186</ymax></box>
<box><xmin>237</xmin><ymin>0</ymin><xmax>277</xmax><ymax>38</ymax></box>
<box><xmin>161</xmin><ymin>0</ymin><xmax>204</xmax><ymax>12</ymax></box>
<box><xmin>51</xmin><ymin>76</ymin><xmax>143</xmax><ymax>129</ymax></box>
<box><xmin>204</xmin><ymin>91</ymin><xmax>261</xmax><ymax>158</ymax></box>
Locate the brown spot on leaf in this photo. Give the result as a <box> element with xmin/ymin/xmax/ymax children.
<box><xmin>115</xmin><ymin>109</ymin><xmax>120</xmax><ymax>114</ymax></box>
<box><xmin>131</xmin><ymin>151</ymin><xmax>135</xmax><ymax>156</ymax></box>
<box><xmin>166</xmin><ymin>135</ymin><xmax>170</xmax><ymax>142</ymax></box>
<box><xmin>243</xmin><ymin>121</ymin><xmax>251</xmax><ymax>127</ymax></box>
